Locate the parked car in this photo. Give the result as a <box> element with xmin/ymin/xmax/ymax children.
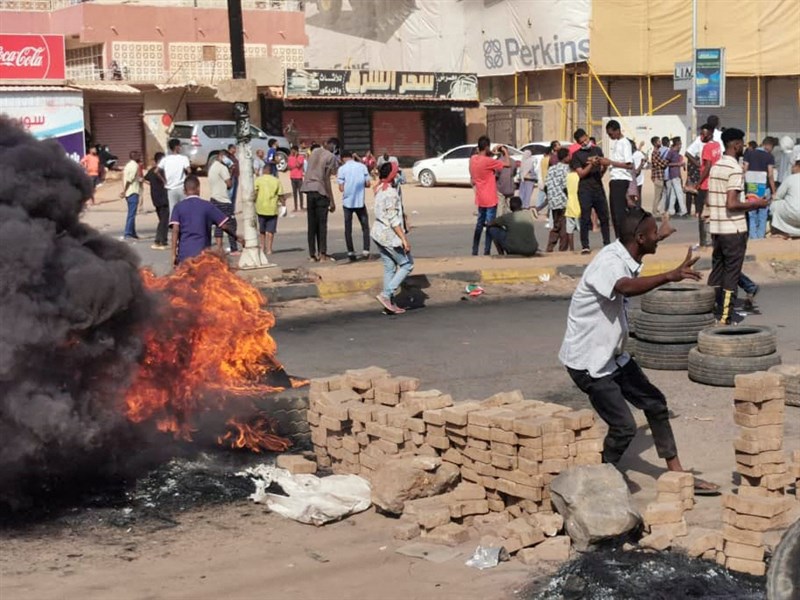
<box><xmin>169</xmin><ymin>121</ymin><xmax>291</xmax><ymax>173</ymax></box>
<box><xmin>412</xmin><ymin>143</ymin><xmax>523</xmax><ymax>187</ymax></box>
<box><xmin>518</xmin><ymin>140</ymin><xmax>572</xmax><ymax>182</ymax></box>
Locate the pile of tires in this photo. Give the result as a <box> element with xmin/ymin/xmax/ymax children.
<box><xmin>630</xmin><ymin>284</ymin><xmax>715</xmax><ymax>370</ymax></box>
<box><xmin>688</xmin><ymin>325</ymin><xmax>782</xmax><ymax>387</ymax></box>
<box><xmin>768</xmin><ymin>364</ymin><xmax>800</xmax><ymax>407</ymax></box>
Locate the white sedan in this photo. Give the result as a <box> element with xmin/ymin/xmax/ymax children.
<box><xmin>412</xmin><ymin>143</ymin><xmax>523</xmax><ymax>187</ymax></box>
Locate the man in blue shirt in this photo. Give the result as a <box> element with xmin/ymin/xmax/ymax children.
<box><xmin>337</xmin><ymin>150</ymin><xmax>372</xmax><ymax>260</ymax></box>
<box><xmin>266</xmin><ymin>138</ymin><xmax>279</xmax><ymax>177</ymax></box>
<box><xmin>170</xmin><ymin>175</ymin><xmax>243</xmax><ymax>266</ymax></box>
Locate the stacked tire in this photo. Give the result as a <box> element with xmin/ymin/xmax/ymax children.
<box><xmin>630</xmin><ymin>284</ymin><xmax>715</xmax><ymax>370</ymax></box>
<box><xmin>688</xmin><ymin>326</ymin><xmax>782</xmax><ymax>387</ymax></box>
<box><xmin>768</xmin><ymin>364</ymin><xmax>800</xmax><ymax>407</ymax></box>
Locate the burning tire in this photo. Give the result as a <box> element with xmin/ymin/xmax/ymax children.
<box><xmin>633</xmin><ymin>339</ymin><xmax>696</xmax><ymax>371</ymax></box>
<box><xmin>253</xmin><ymin>386</ymin><xmax>311</xmax><ymax>449</ymax></box>
<box><xmin>767</xmin><ymin>516</ymin><xmax>800</xmax><ymax>600</ymax></box>
<box><xmin>687</xmin><ymin>348</ymin><xmax>782</xmax><ymax>387</ymax></box>
<box><xmin>641</xmin><ymin>284</ymin><xmax>715</xmax><ymax>315</ymax></box>
<box><xmin>696</xmin><ymin>325</ymin><xmax>777</xmax><ymax>358</ymax></box>
<box><xmin>634</xmin><ymin>312</ymin><xmax>715</xmax><ymax>344</ymax></box>
<box><xmin>769</xmin><ymin>364</ymin><xmax>800</xmax><ymax>407</ymax></box>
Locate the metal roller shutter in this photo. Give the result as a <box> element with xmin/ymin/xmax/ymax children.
<box><xmin>187</xmin><ymin>102</ymin><xmax>234</xmax><ymax>121</ymax></box>
<box><xmin>90</xmin><ymin>102</ymin><xmax>143</xmax><ymax>163</ymax></box>
<box><xmin>697</xmin><ymin>77</ymin><xmax>751</xmax><ymax>139</ymax></box>
<box><xmin>765</xmin><ymin>77</ymin><xmax>800</xmax><ymax>141</ymax></box>
<box><xmin>282</xmin><ymin>110</ymin><xmax>340</xmax><ymax>145</ymax></box>
<box><xmin>341</xmin><ymin>109</ymin><xmax>371</xmax><ymax>156</ymax></box>
<box><xmin>373</xmin><ymin>111</ymin><xmax>426</xmax><ymax>161</ymax></box>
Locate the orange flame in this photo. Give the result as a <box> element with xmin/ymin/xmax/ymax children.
<box><xmin>217</xmin><ymin>413</ymin><xmax>292</xmax><ymax>453</ymax></box>
<box><xmin>125</xmin><ymin>254</ymin><xmax>299</xmax><ymax>451</ymax></box>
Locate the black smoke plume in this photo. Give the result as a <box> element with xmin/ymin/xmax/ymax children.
<box><xmin>0</xmin><ymin>118</ymin><xmax>152</xmax><ymax>511</ymax></box>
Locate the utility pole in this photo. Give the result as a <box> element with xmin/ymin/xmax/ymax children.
<box><xmin>226</xmin><ymin>0</ymin><xmax>270</xmax><ymax>269</ymax></box>
<box><xmin>688</xmin><ymin>0</ymin><xmax>698</xmax><ymax>140</ymax></box>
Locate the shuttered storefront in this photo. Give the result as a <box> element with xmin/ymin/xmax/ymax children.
<box><xmin>187</xmin><ymin>102</ymin><xmax>234</xmax><ymax>121</ymax></box>
<box><xmin>341</xmin><ymin>109</ymin><xmax>371</xmax><ymax>156</ymax></box>
<box><xmin>90</xmin><ymin>102</ymin><xmax>144</xmax><ymax>162</ymax></box>
<box><xmin>282</xmin><ymin>110</ymin><xmax>339</xmax><ymax>145</ymax></box>
<box><xmin>372</xmin><ymin>111</ymin><xmax>425</xmax><ymax>160</ymax></box>
<box><xmin>765</xmin><ymin>77</ymin><xmax>800</xmax><ymax>141</ymax></box>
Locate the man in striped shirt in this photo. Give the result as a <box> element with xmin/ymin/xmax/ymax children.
<box><xmin>706</xmin><ymin>128</ymin><xmax>770</xmax><ymax>324</ymax></box>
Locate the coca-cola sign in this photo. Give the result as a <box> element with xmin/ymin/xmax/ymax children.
<box><xmin>0</xmin><ymin>34</ymin><xmax>65</xmax><ymax>80</ymax></box>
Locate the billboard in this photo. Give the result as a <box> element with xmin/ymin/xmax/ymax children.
<box><xmin>2</xmin><ymin>96</ymin><xmax>85</xmax><ymax>160</ymax></box>
<box><xmin>695</xmin><ymin>48</ymin><xmax>726</xmax><ymax>108</ymax></box>
<box><xmin>303</xmin><ymin>0</ymin><xmax>590</xmax><ymax>76</ymax></box>
<box><xmin>285</xmin><ymin>69</ymin><xmax>479</xmax><ymax>101</ymax></box>
<box><xmin>0</xmin><ymin>34</ymin><xmax>66</xmax><ymax>80</ymax></box>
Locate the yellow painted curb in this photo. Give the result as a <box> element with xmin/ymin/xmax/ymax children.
<box><xmin>317</xmin><ymin>278</ymin><xmax>381</xmax><ymax>300</ymax></box>
<box><xmin>480</xmin><ymin>267</ymin><xmax>557</xmax><ymax>285</ymax></box>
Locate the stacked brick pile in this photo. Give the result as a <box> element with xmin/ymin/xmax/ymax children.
<box><xmin>306</xmin><ymin>367</ymin><xmax>603</xmax><ymax>555</ymax></box>
<box><xmin>717</xmin><ymin>372</ymin><xmax>795</xmax><ymax>576</ymax></box>
<box><xmin>790</xmin><ymin>450</ymin><xmax>800</xmax><ymax>496</ymax></box>
<box><xmin>641</xmin><ymin>471</ymin><xmax>695</xmax><ymax>549</ymax></box>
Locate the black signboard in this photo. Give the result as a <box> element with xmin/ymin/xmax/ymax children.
<box><xmin>285</xmin><ymin>69</ymin><xmax>479</xmax><ymax>101</ymax></box>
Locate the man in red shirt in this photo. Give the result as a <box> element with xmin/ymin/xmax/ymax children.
<box><xmin>469</xmin><ymin>136</ymin><xmax>510</xmax><ymax>255</ymax></box>
<box><xmin>697</xmin><ymin>123</ymin><xmax>720</xmax><ymax>247</ymax></box>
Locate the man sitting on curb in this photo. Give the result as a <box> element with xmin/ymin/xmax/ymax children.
<box><xmin>559</xmin><ymin>206</ymin><xmax>719</xmax><ymax>495</ymax></box>
<box><xmin>486</xmin><ymin>196</ymin><xmax>539</xmax><ymax>256</ymax></box>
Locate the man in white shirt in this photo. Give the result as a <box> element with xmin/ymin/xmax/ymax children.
<box><xmin>632</xmin><ymin>142</ymin><xmax>646</xmax><ymax>200</ymax></box>
<box><xmin>158</xmin><ymin>138</ymin><xmax>191</xmax><ymax>215</ymax></box>
<box><xmin>559</xmin><ymin>207</ymin><xmax>719</xmax><ymax>494</ymax></box>
<box><xmin>600</xmin><ymin>119</ymin><xmax>633</xmax><ymax>240</ymax></box>
<box><xmin>207</xmin><ymin>152</ymin><xmax>238</xmax><ymax>253</ymax></box>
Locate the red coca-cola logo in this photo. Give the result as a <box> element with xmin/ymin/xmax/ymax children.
<box><xmin>0</xmin><ymin>35</ymin><xmax>65</xmax><ymax>80</ymax></box>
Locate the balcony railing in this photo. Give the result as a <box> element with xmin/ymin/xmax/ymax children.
<box><xmin>1</xmin><ymin>0</ymin><xmax>303</xmax><ymax>11</ymax></box>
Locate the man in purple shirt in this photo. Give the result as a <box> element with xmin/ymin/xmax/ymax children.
<box><xmin>170</xmin><ymin>175</ymin><xmax>243</xmax><ymax>266</ymax></box>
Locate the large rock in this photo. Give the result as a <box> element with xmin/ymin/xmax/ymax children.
<box><xmin>371</xmin><ymin>454</ymin><xmax>460</xmax><ymax>514</ymax></box>
<box><xmin>549</xmin><ymin>464</ymin><xmax>641</xmax><ymax>550</ymax></box>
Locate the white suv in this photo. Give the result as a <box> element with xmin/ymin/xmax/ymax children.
<box><xmin>412</xmin><ymin>143</ymin><xmax>523</xmax><ymax>187</ymax></box>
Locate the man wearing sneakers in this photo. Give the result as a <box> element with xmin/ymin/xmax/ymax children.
<box><xmin>560</xmin><ymin>207</ymin><xmax>719</xmax><ymax>495</ymax></box>
<box><xmin>337</xmin><ymin>149</ymin><xmax>372</xmax><ymax>260</ymax></box>
<box><xmin>570</xmin><ymin>128</ymin><xmax>611</xmax><ymax>254</ymax></box>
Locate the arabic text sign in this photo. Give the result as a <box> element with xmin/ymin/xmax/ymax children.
<box><xmin>3</xmin><ymin>105</ymin><xmax>85</xmax><ymax>160</ymax></box>
<box><xmin>695</xmin><ymin>48</ymin><xmax>726</xmax><ymax>108</ymax></box>
<box><xmin>285</xmin><ymin>69</ymin><xmax>479</xmax><ymax>101</ymax></box>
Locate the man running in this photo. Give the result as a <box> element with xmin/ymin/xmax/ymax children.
<box><xmin>559</xmin><ymin>207</ymin><xmax>719</xmax><ymax>494</ymax></box>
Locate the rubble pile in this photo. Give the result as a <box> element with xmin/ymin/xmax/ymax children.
<box><xmin>306</xmin><ymin>367</ymin><xmax>604</xmax><ymax>558</ymax></box>
<box><xmin>717</xmin><ymin>371</ymin><xmax>796</xmax><ymax>576</ymax></box>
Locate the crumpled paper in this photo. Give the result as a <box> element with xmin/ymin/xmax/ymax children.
<box><xmin>238</xmin><ymin>464</ymin><xmax>371</xmax><ymax>526</ymax></box>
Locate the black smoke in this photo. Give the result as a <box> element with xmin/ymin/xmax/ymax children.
<box><xmin>0</xmin><ymin>118</ymin><xmax>152</xmax><ymax>512</ymax></box>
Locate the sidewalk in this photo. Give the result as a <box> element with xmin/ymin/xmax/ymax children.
<box><xmin>267</xmin><ymin>237</ymin><xmax>800</xmax><ymax>302</ymax></box>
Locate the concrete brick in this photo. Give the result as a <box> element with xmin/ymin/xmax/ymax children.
<box><xmin>341</xmin><ymin>436</ymin><xmax>360</xmax><ymax>453</ymax></box>
<box><xmin>656</xmin><ymin>491</ymin><xmax>682</xmax><ymax>504</ymax></box>
<box><xmin>374</xmin><ymin>439</ymin><xmax>400</xmax><ymax>454</ymax></box>
<box><xmin>467</xmin><ymin>424</ymin><xmax>492</xmax><ymax>441</ymax></box>
<box><xmin>542</xmin><ymin>445</ymin><xmax>570</xmax><ymax>460</ymax></box>
<box><xmin>735</xmin><ymin>450</ymin><xmax>786</xmax><ymax>467</ymax></box>
<box><xmin>375</xmin><ymin>378</ymin><xmax>401</xmax><ymax>394</ymax></box>
<box><xmin>724</xmin><ymin>541</ymin><xmax>765</xmax><ymax>562</ymax></box>
<box><xmin>722</xmin><ymin>525</ymin><xmax>764</xmax><ymax>547</ymax></box>
<box><xmin>464</xmin><ymin>446</ymin><xmax>492</xmax><ymax>464</ymax></box>
<box><xmin>542</xmin><ymin>431</ymin><xmax>575</xmax><ymax>447</ymax></box>
<box><xmin>541</xmin><ymin>458</ymin><xmax>569</xmax><ymax>473</ymax></box>
<box><xmin>723</xmin><ymin>494</ymin><xmax>791</xmax><ymax>518</ymax></box>
<box><xmin>469</xmin><ymin>408</ymin><xmax>505</xmax><ymax>427</ymax></box>
<box><xmin>322</xmin><ymin>388</ymin><xmax>363</xmax><ymax>406</ymax></box>
<box><xmin>488</xmin><ymin>411</ymin><xmax>518</xmax><ymax>432</ymax></box>
<box><xmin>725</xmin><ymin>557</ymin><xmax>766</xmax><ymax>577</ymax></box>
<box><xmin>640</xmin><ymin>531</ymin><xmax>672</xmax><ymax>551</ymax></box>
<box><xmin>734</xmin><ymin>371</ymin><xmax>783</xmax><ymax>390</ymax></box>
<box><xmin>442</xmin><ymin>448</ymin><xmax>463</xmax><ymax>465</ymax></box>
<box><xmin>656</xmin><ymin>471</ymin><xmax>694</xmax><ymax>493</ymax></box>
<box><xmin>417</xmin><ymin>444</ymin><xmax>438</xmax><ymax>457</ymax></box>
<box><xmin>320</xmin><ymin>415</ymin><xmax>345</xmax><ymax>432</ymax></box>
<box><xmin>575</xmin><ymin>423</ymin><xmax>605</xmax><ymax>440</ymax></box>
<box><xmin>503</xmin><ymin>518</ymin><xmax>545</xmax><ymax>548</ymax></box>
<box><xmin>490</xmin><ymin>428</ymin><xmax>518</xmax><ymax>445</ymax></box>
<box><xmin>452</xmin><ymin>482</ymin><xmax>486</xmax><ymax>501</ymax></box>
<box><xmin>650</xmin><ymin>519</ymin><xmax>688</xmax><ymax>539</ymax></box>
<box><xmin>733</xmin><ymin>385</ymin><xmax>785</xmax><ymax>403</ymax></box>
<box><xmin>518</xmin><ymin>447</ymin><xmax>544</xmax><ymax>462</ymax></box>
<box><xmin>424</xmin><ymin>523</ymin><xmax>470</xmax><ymax>546</ymax></box>
<box><xmin>517</xmin><ymin>457</ymin><xmax>540</xmax><ymax>475</ymax></box>
<box><xmin>461</xmin><ymin>467</ymin><xmax>480</xmax><ymax>484</ymax></box>
<box><xmin>505</xmin><ymin>470</ymin><xmax>544</xmax><ymax>488</ymax></box>
<box><xmin>733</xmin><ymin>436</ymin><xmax>783</xmax><ymax>454</ymax></box>
<box><xmin>491</xmin><ymin>453</ymin><xmax>517</xmax><ymax>470</ymax></box>
<box><xmin>738</xmin><ymin>424</ymin><xmax>784</xmax><ymax>441</ymax></box>
<box><xmin>327</xmin><ymin>435</ymin><xmax>343</xmax><ymax>449</ymax></box>
<box><xmin>405</xmin><ymin>417</ymin><xmax>426</xmax><ymax>434</ymax></box>
<box><xmin>734</xmin><ymin>411</ymin><xmax>784</xmax><ymax>428</ymax></box>
<box><xmin>393</xmin><ymin>522</ymin><xmax>421</xmax><ymax>541</ymax></box>
<box><xmin>376</xmin><ymin>389</ymin><xmax>401</xmax><ymax>406</ymax></box>
<box><xmin>737</xmin><ymin>485</ymin><xmax>771</xmax><ymax>498</ymax></box>
<box><xmin>450</xmin><ymin>499</ymin><xmax>490</xmax><ymax>518</ymax></box>
<box><xmin>309</xmin><ymin>375</ymin><xmax>344</xmax><ymax>393</ymax></box>
<box><xmin>496</xmin><ymin>479</ymin><xmax>542</xmax><ymax>501</ymax></box>
<box><xmin>475</xmin><ymin>462</ymin><xmax>497</xmax><ymax>477</ymax></box>
<box><xmin>426</xmin><ymin>434</ymin><xmax>449</xmax><ymax>450</ymax></box>
<box><xmin>734</xmin><ymin>398</ymin><xmax>785</xmax><ymax>415</ymax></box>
<box><xmin>722</xmin><ymin>508</ymin><xmax>791</xmax><ymax>532</ymax></box>
<box><xmin>518</xmin><ymin>435</ymin><xmax>543</xmax><ymax>449</ymax></box>
<box><xmin>422</xmin><ymin>408</ymin><xmax>446</xmax><ymax>426</ymax></box>
<box><xmin>513</xmin><ymin>417</ymin><xmax>544</xmax><ymax>438</ymax></box>
<box><xmin>674</xmin><ymin>528</ymin><xmax>721</xmax><ymax>557</ymax></box>
<box><xmin>395</xmin><ymin>376</ymin><xmax>421</xmax><ymax>392</ymax></box>
<box><xmin>276</xmin><ymin>455</ymin><xmax>317</xmax><ymax>474</ymax></box>
<box><xmin>307</xmin><ymin>410</ymin><xmax>320</xmax><ymax>427</ymax></box>
<box><xmin>491</xmin><ymin>441</ymin><xmax>516</xmax><ymax>455</ymax></box>
<box><xmin>442</xmin><ymin>402</ymin><xmax>482</xmax><ymax>426</ymax></box>
<box><xmin>643</xmin><ymin>501</ymin><xmax>685</xmax><ymax>525</ymax></box>
<box><xmin>574</xmin><ymin>453</ymin><xmax>603</xmax><ymax>466</ymax></box>
<box><xmin>519</xmin><ymin>536</ymin><xmax>571</xmax><ymax>563</ymax></box>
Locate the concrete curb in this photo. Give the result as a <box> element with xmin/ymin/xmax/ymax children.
<box><xmin>258</xmin><ymin>250</ymin><xmax>798</xmax><ymax>304</ymax></box>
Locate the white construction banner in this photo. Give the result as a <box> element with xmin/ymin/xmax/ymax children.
<box><xmin>304</xmin><ymin>0</ymin><xmax>590</xmax><ymax>76</ymax></box>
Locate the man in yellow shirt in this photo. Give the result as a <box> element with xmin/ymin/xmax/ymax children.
<box><xmin>254</xmin><ymin>171</ymin><xmax>288</xmax><ymax>256</ymax></box>
<box><xmin>121</xmin><ymin>151</ymin><xmax>143</xmax><ymax>240</ymax></box>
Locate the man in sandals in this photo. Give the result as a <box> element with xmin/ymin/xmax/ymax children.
<box><xmin>559</xmin><ymin>207</ymin><xmax>720</xmax><ymax>495</ymax></box>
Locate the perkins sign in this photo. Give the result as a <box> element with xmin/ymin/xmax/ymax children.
<box><xmin>482</xmin><ymin>35</ymin><xmax>590</xmax><ymax>71</ymax></box>
<box><xmin>0</xmin><ymin>34</ymin><xmax>66</xmax><ymax>80</ymax></box>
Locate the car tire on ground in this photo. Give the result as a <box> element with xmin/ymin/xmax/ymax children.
<box><xmin>769</xmin><ymin>364</ymin><xmax>800</xmax><ymax>407</ymax></box>
<box><xmin>418</xmin><ymin>169</ymin><xmax>436</xmax><ymax>188</ymax></box>
<box><xmin>634</xmin><ymin>339</ymin><xmax>696</xmax><ymax>371</ymax></box>
<box><xmin>696</xmin><ymin>325</ymin><xmax>777</xmax><ymax>358</ymax></box>
<box><xmin>628</xmin><ymin>308</ymin><xmax>641</xmax><ymax>335</ymax></box>
<box><xmin>641</xmin><ymin>283</ymin><xmax>716</xmax><ymax>315</ymax></box>
<box><xmin>634</xmin><ymin>312</ymin><xmax>715</xmax><ymax>344</ymax></box>
<box><xmin>687</xmin><ymin>348</ymin><xmax>782</xmax><ymax>387</ymax></box>
<box><xmin>627</xmin><ymin>334</ymin><xmax>637</xmax><ymax>357</ymax></box>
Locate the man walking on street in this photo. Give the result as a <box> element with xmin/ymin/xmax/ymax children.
<box><xmin>144</xmin><ymin>151</ymin><xmax>169</xmax><ymax>249</ymax></box>
<box><xmin>650</xmin><ymin>136</ymin><xmax>668</xmax><ymax>215</ymax></box>
<box><xmin>337</xmin><ymin>149</ymin><xmax>372</xmax><ymax>260</ymax></box>
<box><xmin>742</xmin><ymin>137</ymin><xmax>776</xmax><ymax>239</ymax></box>
<box><xmin>603</xmin><ymin>120</ymin><xmax>634</xmax><ymax>238</ymax></box>
<box><xmin>122</xmin><ymin>151</ymin><xmax>143</xmax><ymax>240</ymax></box>
<box><xmin>301</xmin><ymin>138</ymin><xmax>339</xmax><ymax>262</ymax></box>
<box><xmin>570</xmin><ymin>128</ymin><xmax>611</xmax><ymax>254</ymax></box>
<box><xmin>696</xmin><ymin>123</ymin><xmax>720</xmax><ymax>247</ymax></box>
<box><xmin>469</xmin><ymin>136</ymin><xmax>510</xmax><ymax>255</ymax></box>
<box><xmin>207</xmin><ymin>152</ymin><xmax>238</xmax><ymax>254</ymax></box>
<box><xmin>560</xmin><ymin>206</ymin><xmax>719</xmax><ymax>494</ymax></box>
<box><xmin>542</xmin><ymin>148</ymin><xmax>571</xmax><ymax>251</ymax></box>
<box><xmin>158</xmin><ymin>138</ymin><xmax>190</xmax><ymax>216</ymax></box>
<box><xmin>706</xmin><ymin>128</ymin><xmax>770</xmax><ymax>324</ymax></box>
<box><xmin>224</xmin><ymin>144</ymin><xmax>239</xmax><ymax>210</ymax></box>
<box><xmin>665</xmin><ymin>137</ymin><xmax>687</xmax><ymax>217</ymax></box>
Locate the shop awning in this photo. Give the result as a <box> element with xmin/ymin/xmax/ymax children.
<box><xmin>0</xmin><ymin>85</ymin><xmax>77</xmax><ymax>92</ymax></box>
<box><xmin>70</xmin><ymin>82</ymin><xmax>141</xmax><ymax>94</ymax></box>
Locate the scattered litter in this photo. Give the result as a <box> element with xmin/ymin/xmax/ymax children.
<box><xmin>465</xmin><ymin>545</ymin><xmax>505</xmax><ymax>570</ymax></box>
<box><xmin>239</xmin><ymin>464</ymin><xmax>371</xmax><ymax>526</ymax></box>
<box><xmin>691</xmin><ymin>416</ymin><xmax>714</xmax><ymax>421</ymax></box>
<box><xmin>306</xmin><ymin>550</ymin><xmax>329</xmax><ymax>563</ymax></box>
<box><xmin>379</xmin><ymin>546</ymin><xmax>387</xmax><ymax>551</ymax></box>
<box><xmin>412</xmin><ymin>210</ymin><xmax>419</xmax><ymax>215</ymax></box>
<box><xmin>538</xmin><ymin>273</ymin><xmax>551</xmax><ymax>283</ymax></box>
<box><xmin>465</xmin><ymin>284</ymin><xmax>484</xmax><ymax>297</ymax></box>
<box><xmin>395</xmin><ymin>542</ymin><xmax>462</xmax><ymax>564</ymax></box>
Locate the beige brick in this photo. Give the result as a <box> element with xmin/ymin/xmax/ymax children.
<box><xmin>320</xmin><ymin>415</ymin><xmax>345</xmax><ymax>432</ymax></box>
<box><xmin>722</xmin><ymin>508</ymin><xmax>791</xmax><ymax>532</ymax></box>
<box><xmin>490</xmin><ymin>440</ymin><xmax>515</xmax><ymax>455</ymax></box>
<box><xmin>542</xmin><ymin>445</ymin><xmax>570</xmax><ymax>460</ymax></box>
<box><xmin>650</xmin><ymin>519</ymin><xmax>688</xmax><ymax>539</ymax></box>
<box><xmin>502</xmin><ymin>518</ymin><xmax>543</xmax><ymax>547</ymax></box>
<box><xmin>417</xmin><ymin>444</ymin><xmax>438</xmax><ymax>457</ymax></box>
<box><xmin>735</xmin><ymin>450</ymin><xmax>786</xmax><ymax>467</ymax></box>
<box><xmin>518</xmin><ymin>536</ymin><xmax>571</xmax><ymax>563</ymax></box>
<box><xmin>640</xmin><ymin>531</ymin><xmax>672</xmax><ymax>551</ymax></box>
<box><xmin>734</xmin><ymin>411</ymin><xmax>784</xmax><ymax>428</ymax></box>
<box><xmin>374</xmin><ymin>439</ymin><xmax>400</xmax><ymax>454</ymax></box>
<box><xmin>517</xmin><ymin>456</ymin><xmax>540</xmax><ymax>475</ymax></box>
<box><xmin>504</xmin><ymin>470</ymin><xmax>544</xmax><ymax>488</ymax></box>
<box><xmin>737</xmin><ymin>485</ymin><xmax>771</xmax><ymax>498</ymax></box>
<box><xmin>725</xmin><ymin>556</ymin><xmax>766</xmax><ymax>577</ymax></box>
<box><xmin>541</xmin><ymin>458</ymin><xmax>569</xmax><ymax>473</ymax></box>
<box><xmin>475</xmin><ymin>461</ymin><xmax>497</xmax><ymax>477</ymax></box>
<box><xmin>724</xmin><ymin>541</ymin><xmax>765</xmax><ymax>562</ymax></box>
<box><xmin>722</xmin><ymin>525</ymin><xmax>765</xmax><ymax>547</ymax></box>
<box><xmin>426</xmin><ymin>434</ymin><xmax>449</xmax><ymax>450</ymax></box>
<box><xmin>307</xmin><ymin>410</ymin><xmax>320</xmax><ymax>427</ymax></box>
<box><xmin>518</xmin><ymin>447</ymin><xmax>544</xmax><ymax>462</ymax></box>
<box><xmin>404</xmin><ymin>417</ymin><xmax>426</xmax><ymax>434</ymax></box>
<box><xmin>450</xmin><ymin>482</ymin><xmax>485</xmax><ymax>501</ymax></box>
<box><xmin>496</xmin><ymin>479</ymin><xmax>542</xmax><ymax>501</ymax></box>
<box><xmin>424</xmin><ymin>523</ymin><xmax>470</xmax><ymax>546</ymax></box>
<box><xmin>469</xmin><ymin>408</ymin><xmax>503</xmax><ymax>427</ymax></box>
<box><xmin>450</xmin><ymin>499</ymin><xmax>490</xmax><ymax>518</ymax></box>
<box><xmin>481</xmin><ymin>476</ymin><xmax>497</xmax><ymax>490</ymax></box>
<box><xmin>734</xmin><ymin>371</ymin><xmax>783</xmax><ymax>390</ymax></box>
<box><xmin>643</xmin><ymin>501</ymin><xmax>685</xmax><ymax>526</ymax></box>
<box><xmin>442</xmin><ymin>402</ymin><xmax>482</xmax><ymax>426</ymax></box>
<box><xmin>738</xmin><ymin>424</ymin><xmax>784</xmax><ymax>441</ymax></box>
<box><xmin>461</xmin><ymin>466</ymin><xmax>480</xmax><ymax>483</ymax></box>
<box><xmin>341</xmin><ymin>436</ymin><xmax>360</xmax><ymax>453</ymax></box>
<box><xmin>393</xmin><ymin>522</ymin><xmax>421</xmax><ymax>540</ymax></box>
<box><xmin>683</xmin><ymin>498</ymin><xmax>694</xmax><ymax>511</ymax></box>
<box><xmin>518</xmin><ymin>435</ymin><xmax>543</xmax><ymax>449</ymax></box>
<box><xmin>374</xmin><ymin>378</ymin><xmax>401</xmax><ymax>394</ymax></box>
<box><xmin>527</xmin><ymin>512</ymin><xmax>563</xmax><ymax>536</ymax></box>
<box><xmin>732</xmin><ymin>384</ymin><xmax>785</xmax><ymax>402</ymax></box>
<box><xmin>404</xmin><ymin>391</ymin><xmax>454</xmax><ymax>417</ymax></box>
<box><xmin>376</xmin><ymin>389</ymin><xmax>401</xmax><ymax>406</ymax></box>
<box><xmin>487</xmin><ymin>411</ymin><xmax>518</xmax><ymax>431</ymax></box>
<box><xmin>422</xmin><ymin>408</ymin><xmax>446</xmax><ymax>426</ymax></box>
<box><xmin>574</xmin><ymin>453</ymin><xmax>603</xmax><ymax>466</ymax></box>
<box><xmin>656</xmin><ymin>491</ymin><xmax>682</xmax><ymax>503</ymax></box>
<box><xmin>276</xmin><ymin>455</ymin><xmax>317</xmax><ymax>475</ymax></box>
<box><xmin>466</xmin><ymin>424</ymin><xmax>492</xmax><ymax>441</ymax></box>
<box><xmin>542</xmin><ymin>431</ymin><xmax>575</xmax><ymax>447</ymax></box>
<box><xmin>735</xmin><ymin>398</ymin><xmax>785</xmax><ymax>415</ymax></box>
<box><xmin>735</xmin><ymin>462</ymin><xmax>765</xmax><ymax>478</ymax></box>
<box><xmin>733</xmin><ymin>436</ymin><xmax>783</xmax><ymax>454</ymax></box>
<box><xmin>441</xmin><ymin>448</ymin><xmax>463</xmax><ymax>465</ymax></box>
<box><xmin>395</xmin><ymin>376</ymin><xmax>420</xmax><ymax>392</ymax></box>
<box><xmin>673</xmin><ymin>528</ymin><xmax>720</xmax><ymax>557</ymax></box>
<box><xmin>513</xmin><ymin>417</ymin><xmax>544</xmax><ymax>438</ymax></box>
<box><xmin>723</xmin><ymin>494</ymin><xmax>791</xmax><ymax>518</ymax></box>
<box><xmin>792</xmin><ymin>449</ymin><xmax>800</xmax><ymax>463</ymax></box>
<box><xmin>656</xmin><ymin>471</ymin><xmax>694</xmax><ymax>493</ymax></box>
<box><xmin>327</xmin><ymin>435</ymin><xmax>343</xmax><ymax>449</ymax></box>
<box><xmin>490</xmin><ymin>428</ymin><xmax>518</xmax><ymax>445</ymax></box>
<box><xmin>463</xmin><ymin>446</ymin><xmax>491</xmax><ymax>464</ymax></box>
